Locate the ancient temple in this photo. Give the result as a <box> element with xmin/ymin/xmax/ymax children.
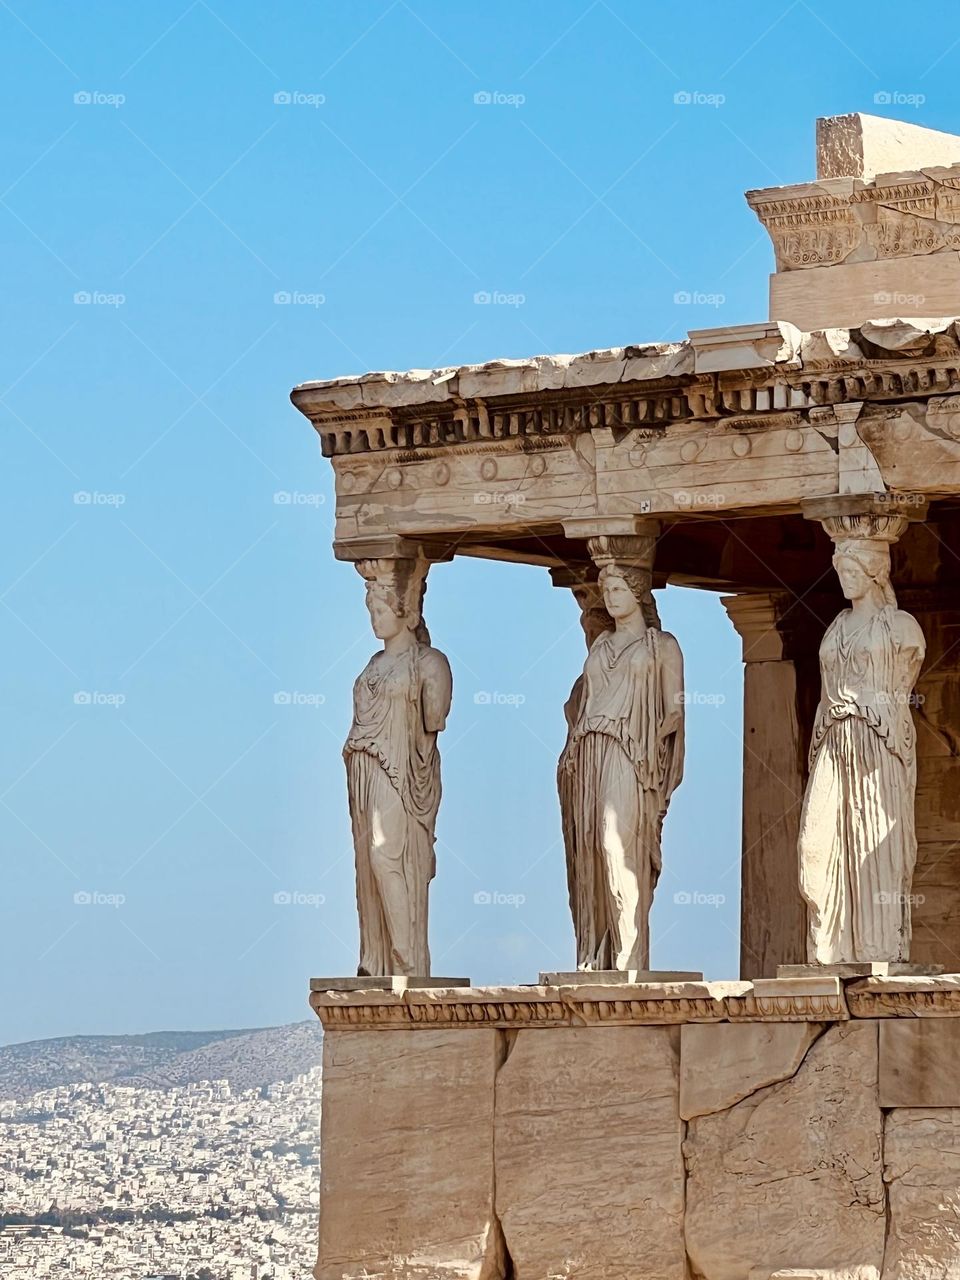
<box><xmin>292</xmin><ymin>114</ymin><xmax>960</xmax><ymax>1280</ymax></box>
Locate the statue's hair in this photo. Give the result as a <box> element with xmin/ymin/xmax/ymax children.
<box><xmin>833</xmin><ymin>539</ymin><xmax>897</xmax><ymax>609</ymax></box>
<box><xmin>358</xmin><ymin>558</ymin><xmax>431</xmax><ymax>643</ymax></box>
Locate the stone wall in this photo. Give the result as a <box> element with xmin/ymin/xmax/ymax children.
<box><xmin>311</xmin><ymin>975</ymin><xmax>960</xmax><ymax>1280</ymax></box>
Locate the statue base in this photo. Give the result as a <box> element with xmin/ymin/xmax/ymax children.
<box><xmin>538</xmin><ymin>969</ymin><xmax>703</xmax><ymax>985</ymax></box>
<box><xmin>777</xmin><ymin>962</ymin><xmax>946</xmax><ymax>979</ymax></box>
<box><xmin>309</xmin><ymin>976</ymin><xmax>471</xmax><ymax>993</ymax></box>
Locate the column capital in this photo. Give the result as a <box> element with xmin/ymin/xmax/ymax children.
<box><xmin>333</xmin><ymin>535</ymin><xmax>457</xmax><ymax>564</ymax></box>
<box><xmin>801</xmin><ymin>492</ymin><xmax>928</xmax><ymax>541</ymax></box>
<box><xmin>722</xmin><ymin>592</ymin><xmax>792</xmax><ymax>662</ymax></box>
<box><xmin>561</xmin><ymin>515</ymin><xmax>661</xmax><ymax>542</ymax></box>
<box><xmin>548</xmin><ymin>563</ymin><xmax>599</xmax><ymax>591</ymax></box>
<box><xmin>722</xmin><ymin>590</ymin><xmax>839</xmax><ymax>663</ymax></box>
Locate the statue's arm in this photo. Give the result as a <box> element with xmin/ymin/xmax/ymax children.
<box><xmin>658</xmin><ymin>632</ymin><xmax>685</xmax><ymax>740</ymax></box>
<box><xmin>421</xmin><ymin>648</ymin><xmax>453</xmax><ymax>733</ymax></box>
<box><xmin>894</xmin><ymin>610</ymin><xmax>926</xmax><ymax>691</ymax></box>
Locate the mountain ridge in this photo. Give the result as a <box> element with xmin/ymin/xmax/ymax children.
<box><xmin>0</xmin><ymin>1021</ymin><xmax>323</xmax><ymax>1101</ymax></box>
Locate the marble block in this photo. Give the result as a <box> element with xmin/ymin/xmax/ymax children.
<box><xmin>495</xmin><ymin>1026</ymin><xmax>685</xmax><ymax>1278</ymax></box>
<box><xmin>316</xmin><ymin>1027</ymin><xmax>502</xmax><ymax>1280</ymax></box>
<box><xmin>684</xmin><ymin>1022</ymin><xmax>884</xmax><ymax>1280</ymax></box>
<box><xmin>880</xmin><ymin>1018</ymin><xmax>960</xmax><ymax>1106</ymax></box>
<box><xmin>885</xmin><ymin>1108</ymin><xmax>960</xmax><ymax>1279</ymax></box>
<box><xmin>680</xmin><ymin>1022</ymin><xmax>822</xmax><ymax>1121</ymax></box>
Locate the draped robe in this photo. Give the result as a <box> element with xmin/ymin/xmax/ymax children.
<box><xmin>344</xmin><ymin>643</ymin><xmax>451</xmax><ymax>976</ymax></box>
<box><xmin>559</xmin><ymin>627</ymin><xmax>684</xmax><ymax>970</ymax></box>
<box><xmin>798</xmin><ymin>605</ymin><xmax>925</xmax><ymax>963</ymax></box>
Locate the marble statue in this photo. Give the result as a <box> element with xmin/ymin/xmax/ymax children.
<box><xmin>344</xmin><ymin>557</ymin><xmax>452</xmax><ymax>977</ymax></box>
<box><xmin>559</xmin><ymin>562</ymin><xmax>684</xmax><ymax>970</ymax></box>
<box><xmin>798</xmin><ymin>514</ymin><xmax>926</xmax><ymax>963</ymax></box>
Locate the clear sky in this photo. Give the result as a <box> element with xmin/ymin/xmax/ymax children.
<box><xmin>2</xmin><ymin>1</ymin><xmax>954</xmax><ymax>1044</ymax></box>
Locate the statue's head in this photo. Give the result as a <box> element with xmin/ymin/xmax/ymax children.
<box><xmin>823</xmin><ymin>512</ymin><xmax>903</xmax><ymax>609</ymax></box>
<box><xmin>356</xmin><ymin>558</ymin><xmax>430</xmax><ymax>643</ymax></box>
<box><xmin>831</xmin><ymin>540</ymin><xmax>896</xmax><ymax>608</ymax></box>
<box><xmin>599</xmin><ymin>565</ymin><xmax>647</xmax><ymax>623</ymax></box>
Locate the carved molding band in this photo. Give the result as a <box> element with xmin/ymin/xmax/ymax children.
<box><xmin>308</xmin><ymin>980</ymin><xmax>868</xmax><ymax>1028</ymax></box>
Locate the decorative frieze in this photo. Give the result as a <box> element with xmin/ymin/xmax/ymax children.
<box><xmin>747</xmin><ymin>166</ymin><xmax>960</xmax><ymax>271</ymax></box>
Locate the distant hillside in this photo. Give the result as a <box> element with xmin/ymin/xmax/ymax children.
<box><xmin>0</xmin><ymin>1022</ymin><xmax>323</xmax><ymax>1101</ymax></box>
<box><xmin>122</xmin><ymin>1021</ymin><xmax>323</xmax><ymax>1092</ymax></box>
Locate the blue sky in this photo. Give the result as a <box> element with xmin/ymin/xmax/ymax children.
<box><xmin>2</xmin><ymin>1</ymin><xmax>953</xmax><ymax>1044</ymax></box>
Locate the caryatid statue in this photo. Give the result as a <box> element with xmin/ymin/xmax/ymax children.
<box><xmin>798</xmin><ymin>509</ymin><xmax>926</xmax><ymax>964</ymax></box>
<box><xmin>558</xmin><ymin>535</ymin><xmax>685</xmax><ymax>971</ymax></box>
<box><xmin>343</xmin><ymin>556</ymin><xmax>452</xmax><ymax>977</ymax></box>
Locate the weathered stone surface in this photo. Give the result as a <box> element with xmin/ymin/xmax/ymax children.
<box><xmin>684</xmin><ymin>1022</ymin><xmax>884</xmax><ymax>1280</ymax></box>
<box><xmin>884</xmin><ymin>1108</ymin><xmax>960</xmax><ymax>1279</ymax></box>
<box><xmin>317</xmin><ymin>1028</ymin><xmax>502</xmax><ymax>1280</ymax></box>
<box><xmin>495</xmin><ymin>1026</ymin><xmax>684</xmax><ymax>1279</ymax></box>
<box><xmin>750</xmin><ymin>1270</ymin><xmax>878</xmax><ymax>1280</ymax></box>
<box><xmin>680</xmin><ymin>1022</ymin><xmax>822</xmax><ymax>1120</ymax></box>
<box><xmin>880</xmin><ymin>1019</ymin><xmax>960</xmax><ymax>1106</ymax></box>
<box><xmin>769</xmin><ymin>256</ymin><xmax>960</xmax><ymax>331</ymax></box>
<box><xmin>816</xmin><ymin>112</ymin><xmax>960</xmax><ymax>181</ymax></box>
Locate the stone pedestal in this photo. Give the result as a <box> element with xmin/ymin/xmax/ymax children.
<box><xmin>538</xmin><ymin>969</ymin><xmax>702</xmax><ymax>985</ymax></box>
<box><xmin>309</xmin><ymin>974</ymin><xmax>960</xmax><ymax>1279</ymax></box>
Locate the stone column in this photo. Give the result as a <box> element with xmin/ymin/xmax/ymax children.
<box><xmin>722</xmin><ymin>593</ymin><xmax>820</xmax><ymax>978</ymax></box>
<box><xmin>799</xmin><ymin>494</ymin><xmax>929</xmax><ymax>965</ymax></box>
<box><xmin>556</xmin><ymin>519</ymin><xmax>686</xmax><ymax>972</ymax></box>
<box><xmin>338</xmin><ymin>537</ymin><xmax>454</xmax><ymax>979</ymax></box>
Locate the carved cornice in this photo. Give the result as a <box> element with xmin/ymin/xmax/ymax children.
<box><xmin>747</xmin><ymin>166</ymin><xmax>960</xmax><ymax>269</ymax></box>
<box><xmin>292</xmin><ymin>320</ymin><xmax>960</xmax><ymax>460</ymax></box>
<box><xmin>846</xmin><ymin>975</ymin><xmax>960</xmax><ymax>1018</ymax></box>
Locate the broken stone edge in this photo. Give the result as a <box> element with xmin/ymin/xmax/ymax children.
<box><xmin>291</xmin><ymin>317</ymin><xmax>960</xmax><ymax>418</ymax></box>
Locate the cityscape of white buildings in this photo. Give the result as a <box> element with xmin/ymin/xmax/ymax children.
<box><xmin>0</xmin><ymin>1067</ymin><xmax>321</xmax><ymax>1278</ymax></box>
